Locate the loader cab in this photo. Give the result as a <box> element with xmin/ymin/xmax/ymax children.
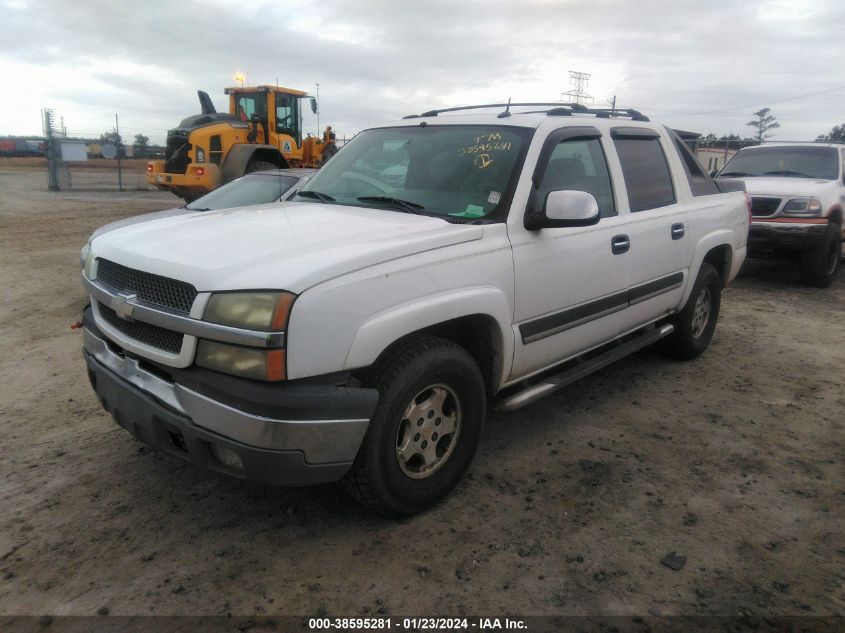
<box><xmin>226</xmin><ymin>86</ymin><xmax>306</xmax><ymax>150</ymax></box>
<box><xmin>274</xmin><ymin>92</ymin><xmax>301</xmax><ymax>144</ymax></box>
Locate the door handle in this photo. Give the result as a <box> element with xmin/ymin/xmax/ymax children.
<box><xmin>671</xmin><ymin>223</ymin><xmax>685</xmax><ymax>240</ymax></box>
<box><xmin>611</xmin><ymin>234</ymin><xmax>630</xmax><ymax>255</ymax></box>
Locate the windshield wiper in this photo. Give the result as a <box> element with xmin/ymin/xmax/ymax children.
<box><xmin>763</xmin><ymin>170</ymin><xmax>814</xmax><ymax>178</ymax></box>
<box><xmin>718</xmin><ymin>171</ymin><xmax>752</xmax><ymax>177</ymax></box>
<box><xmin>297</xmin><ymin>190</ymin><xmax>336</xmax><ymax>202</ymax></box>
<box><xmin>187</xmin><ymin>206</ymin><xmax>211</xmax><ymax>211</ymax></box>
<box><xmin>357</xmin><ymin>196</ymin><xmax>427</xmax><ymax>215</ymax></box>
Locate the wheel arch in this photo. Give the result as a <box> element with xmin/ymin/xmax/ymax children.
<box><xmin>344</xmin><ymin>290</ymin><xmax>513</xmax><ymax>395</ymax></box>
<box><xmin>702</xmin><ymin>243</ymin><xmax>733</xmax><ymax>287</ymax></box>
<box><xmin>680</xmin><ymin>231</ymin><xmax>736</xmax><ymax>306</ymax></box>
<box><xmin>220</xmin><ymin>144</ymin><xmax>290</xmax><ymax>183</ymax></box>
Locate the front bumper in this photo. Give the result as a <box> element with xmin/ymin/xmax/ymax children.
<box><xmin>83</xmin><ymin>317</ymin><xmax>378</xmax><ymax>486</ymax></box>
<box><xmin>748</xmin><ymin>219</ymin><xmax>829</xmax><ymax>256</ymax></box>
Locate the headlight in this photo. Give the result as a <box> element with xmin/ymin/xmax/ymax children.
<box><xmin>782</xmin><ymin>197</ymin><xmax>822</xmax><ymax>216</ymax></box>
<box><xmin>196</xmin><ymin>147</ymin><xmax>205</xmax><ymax>163</ymax></box>
<box><xmin>203</xmin><ymin>292</ymin><xmax>296</xmax><ymax>331</ymax></box>
<box><xmin>81</xmin><ymin>242</ymin><xmax>94</xmax><ymax>278</ymax></box>
<box><xmin>196</xmin><ymin>340</ymin><xmax>286</xmax><ymax>381</ymax></box>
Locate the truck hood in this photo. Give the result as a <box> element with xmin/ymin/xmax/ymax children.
<box><xmin>91</xmin><ymin>202</ymin><xmax>484</xmax><ymax>292</ymax></box>
<box><xmin>740</xmin><ymin>177</ymin><xmax>836</xmax><ymax>198</ymax></box>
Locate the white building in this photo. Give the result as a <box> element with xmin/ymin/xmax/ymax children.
<box><xmin>696</xmin><ymin>147</ymin><xmax>738</xmax><ymax>173</ymax></box>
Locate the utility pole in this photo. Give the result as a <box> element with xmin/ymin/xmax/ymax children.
<box><xmin>316</xmin><ymin>82</ymin><xmax>320</xmax><ymax>137</ymax></box>
<box><xmin>610</xmin><ymin>95</ymin><xmax>617</xmax><ymax>115</ymax></box>
<box><xmin>561</xmin><ymin>70</ymin><xmax>593</xmax><ymax>105</ymax></box>
<box><xmin>114</xmin><ymin>113</ymin><xmax>123</xmax><ymax>192</ymax></box>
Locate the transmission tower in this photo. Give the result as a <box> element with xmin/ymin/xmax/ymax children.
<box><xmin>561</xmin><ymin>70</ymin><xmax>593</xmax><ymax>105</ymax></box>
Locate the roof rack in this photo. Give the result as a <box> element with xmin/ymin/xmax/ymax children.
<box><xmin>403</xmin><ymin>102</ymin><xmax>649</xmax><ymax>122</ymax></box>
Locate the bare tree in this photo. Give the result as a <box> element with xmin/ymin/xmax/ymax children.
<box><xmin>746</xmin><ymin>108</ymin><xmax>780</xmax><ymax>142</ymax></box>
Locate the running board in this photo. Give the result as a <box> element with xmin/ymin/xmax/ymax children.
<box><xmin>499</xmin><ymin>323</ymin><xmax>675</xmax><ymax>411</ymax></box>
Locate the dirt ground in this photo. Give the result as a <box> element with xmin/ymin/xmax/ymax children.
<box><xmin>0</xmin><ymin>167</ymin><xmax>843</xmax><ymax>620</ymax></box>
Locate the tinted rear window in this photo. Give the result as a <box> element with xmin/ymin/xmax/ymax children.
<box><xmin>613</xmin><ymin>138</ymin><xmax>676</xmax><ymax>212</ymax></box>
<box><xmin>670</xmin><ymin>133</ymin><xmax>719</xmax><ymax>196</ymax></box>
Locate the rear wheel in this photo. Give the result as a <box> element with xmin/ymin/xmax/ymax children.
<box><xmin>661</xmin><ymin>263</ymin><xmax>721</xmax><ymax>360</ymax></box>
<box><xmin>344</xmin><ymin>336</ymin><xmax>486</xmax><ymax>516</ymax></box>
<box><xmin>245</xmin><ymin>160</ymin><xmax>278</xmax><ymax>174</ymax></box>
<box><xmin>800</xmin><ymin>222</ymin><xmax>840</xmax><ymax>287</ymax></box>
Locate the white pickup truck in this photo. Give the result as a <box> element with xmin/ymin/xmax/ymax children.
<box><xmin>717</xmin><ymin>143</ymin><xmax>844</xmax><ymax>286</ymax></box>
<box><xmin>80</xmin><ymin>103</ymin><xmax>748</xmax><ymax>515</ymax></box>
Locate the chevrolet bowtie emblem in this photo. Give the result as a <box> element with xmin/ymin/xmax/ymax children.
<box><xmin>111</xmin><ymin>292</ymin><xmax>137</xmax><ymax>321</ymax></box>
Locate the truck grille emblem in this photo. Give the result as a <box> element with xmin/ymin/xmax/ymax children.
<box><xmin>111</xmin><ymin>292</ymin><xmax>137</xmax><ymax>321</ymax></box>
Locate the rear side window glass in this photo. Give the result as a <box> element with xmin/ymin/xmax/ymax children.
<box><xmin>671</xmin><ymin>134</ymin><xmax>719</xmax><ymax>196</ymax></box>
<box><xmin>536</xmin><ymin>138</ymin><xmax>616</xmax><ymax>217</ymax></box>
<box><xmin>613</xmin><ymin>138</ymin><xmax>676</xmax><ymax>212</ymax></box>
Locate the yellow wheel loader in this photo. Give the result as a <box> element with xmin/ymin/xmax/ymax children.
<box><xmin>146</xmin><ymin>85</ymin><xmax>337</xmax><ymax>201</ymax></box>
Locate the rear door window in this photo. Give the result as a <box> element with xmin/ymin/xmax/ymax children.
<box><xmin>613</xmin><ymin>132</ymin><xmax>676</xmax><ymax>212</ymax></box>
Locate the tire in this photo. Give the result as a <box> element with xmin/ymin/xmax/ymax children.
<box><xmin>245</xmin><ymin>160</ymin><xmax>278</xmax><ymax>173</ymax></box>
<box><xmin>661</xmin><ymin>263</ymin><xmax>721</xmax><ymax>360</ymax></box>
<box><xmin>800</xmin><ymin>222</ymin><xmax>840</xmax><ymax>288</ymax></box>
<box><xmin>344</xmin><ymin>336</ymin><xmax>486</xmax><ymax>516</ymax></box>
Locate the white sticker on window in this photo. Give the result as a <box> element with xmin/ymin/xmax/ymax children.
<box><xmin>488</xmin><ymin>191</ymin><xmax>501</xmax><ymax>205</ymax></box>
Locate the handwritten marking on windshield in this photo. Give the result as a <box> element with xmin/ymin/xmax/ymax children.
<box><xmin>475</xmin><ymin>154</ymin><xmax>494</xmax><ymax>169</ymax></box>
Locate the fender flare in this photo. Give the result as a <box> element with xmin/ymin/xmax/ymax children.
<box><xmin>682</xmin><ymin>230</ymin><xmax>735</xmax><ymax>305</ymax></box>
<box><xmin>221</xmin><ymin>144</ymin><xmax>289</xmax><ymax>183</ymax></box>
<box><xmin>344</xmin><ymin>287</ymin><xmax>514</xmax><ymax>388</ymax></box>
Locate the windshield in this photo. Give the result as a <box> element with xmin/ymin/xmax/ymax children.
<box><xmin>295</xmin><ymin>125</ymin><xmax>532</xmax><ymax>221</ymax></box>
<box><xmin>185</xmin><ymin>174</ymin><xmax>300</xmax><ymax>210</ymax></box>
<box><xmin>719</xmin><ymin>146</ymin><xmax>839</xmax><ymax>180</ymax></box>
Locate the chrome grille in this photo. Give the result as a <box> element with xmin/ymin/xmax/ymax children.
<box><xmin>96</xmin><ymin>259</ymin><xmax>197</xmax><ymax>314</ymax></box>
<box><xmin>97</xmin><ymin>302</ymin><xmax>184</xmax><ymax>354</ymax></box>
<box><xmin>750</xmin><ymin>196</ymin><xmax>781</xmax><ymax>217</ymax></box>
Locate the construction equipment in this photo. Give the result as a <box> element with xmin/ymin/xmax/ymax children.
<box><xmin>146</xmin><ymin>85</ymin><xmax>337</xmax><ymax>200</ymax></box>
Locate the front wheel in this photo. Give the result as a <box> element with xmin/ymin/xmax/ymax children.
<box><xmin>661</xmin><ymin>263</ymin><xmax>722</xmax><ymax>360</ymax></box>
<box><xmin>800</xmin><ymin>222</ymin><xmax>841</xmax><ymax>287</ymax></box>
<box><xmin>344</xmin><ymin>336</ymin><xmax>486</xmax><ymax>516</ymax></box>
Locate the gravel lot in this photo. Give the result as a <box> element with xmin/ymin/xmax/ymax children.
<box><xmin>1</xmin><ymin>166</ymin><xmax>843</xmax><ymax>619</ymax></box>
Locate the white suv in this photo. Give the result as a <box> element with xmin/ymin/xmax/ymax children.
<box><xmin>717</xmin><ymin>143</ymin><xmax>844</xmax><ymax>286</ymax></box>
<box><xmin>80</xmin><ymin>103</ymin><xmax>748</xmax><ymax>515</ymax></box>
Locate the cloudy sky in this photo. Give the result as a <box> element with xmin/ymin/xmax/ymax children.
<box><xmin>1</xmin><ymin>0</ymin><xmax>843</xmax><ymax>145</ymax></box>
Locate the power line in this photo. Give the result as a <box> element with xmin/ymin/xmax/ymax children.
<box><xmin>657</xmin><ymin>85</ymin><xmax>845</xmax><ymax>116</ymax></box>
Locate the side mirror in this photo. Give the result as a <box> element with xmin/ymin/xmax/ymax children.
<box><xmin>525</xmin><ymin>190</ymin><xmax>600</xmax><ymax>230</ymax></box>
<box><xmin>310</xmin><ymin>97</ymin><xmax>318</xmax><ymax>114</ymax></box>
<box><xmin>709</xmin><ymin>170</ymin><xmax>718</xmax><ymax>178</ymax></box>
